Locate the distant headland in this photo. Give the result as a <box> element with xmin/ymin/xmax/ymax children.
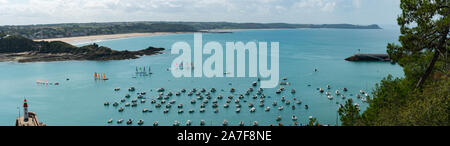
<box><xmin>0</xmin><ymin>35</ymin><xmax>164</xmax><ymax>63</ymax></box>
<box><xmin>0</xmin><ymin>21</ymin><xmax>382</xmax><ymax>40</ymax></box>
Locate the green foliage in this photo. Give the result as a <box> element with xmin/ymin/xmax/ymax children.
<box><xmin>0</xmin><ymin>22</ymin><xmax>381</xmax><ymax>40</ymax></box>
<box><xmin>338</xmin><ymin>99</ymin><xmax>361</xmax><ymax>126</ymax></box>
<box><xmin>339</xmin><ymin>0</ymin><xmax>449</xmax><ymax>126</ymax></box>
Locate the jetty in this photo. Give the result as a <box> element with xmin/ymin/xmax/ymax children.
<box><xmin>15</xmin><ymin>99</ymin><xmax>46</xmax><ymax>126</ymax></box>
<box><xmin>345</xmin><ymin>54</ymin><xmax>391</xmax><ymax>61</ymax></box>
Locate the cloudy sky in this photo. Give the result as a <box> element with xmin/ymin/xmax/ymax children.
<box><xmin>0</xmin><ymin>0</ymin><xmax>401</xmax><ymax>26</ymax></box>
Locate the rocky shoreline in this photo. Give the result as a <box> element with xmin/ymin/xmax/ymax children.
<box><xmin>0</xmin><ymin>47</ymin><xmax>165</xmax><ymax>63</ymax></box>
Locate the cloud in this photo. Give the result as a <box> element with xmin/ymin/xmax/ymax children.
<box><xmin>294</xmin><ymin>0</ymin><xmax>337</xmax><ymax>12</ymax></box>
<box><xmin>0</xmin><ymin>0</ymin><xmax>399</xmax><ymax>25</ymax></box>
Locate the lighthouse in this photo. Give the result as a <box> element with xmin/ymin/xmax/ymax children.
<box><xmin>23</xmin><ymin>99</ymin><xmax>29</xmax><ymax>122</ymax></box>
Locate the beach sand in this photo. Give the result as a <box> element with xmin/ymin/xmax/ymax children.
<box><xmin>34</xmin><ymin>32</ymin><xmax>187</xmax><ymax>45</ymax></box>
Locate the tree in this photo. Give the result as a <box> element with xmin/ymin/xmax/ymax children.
<box><xmin>338</xmin><ymin>99</ymin><xmax>361</xmax><ymax>126</ymax></box>
<box><xmin>387</xmin><ymin>0</ymin><xmax>449</xmax><ymax>89</ymax></box>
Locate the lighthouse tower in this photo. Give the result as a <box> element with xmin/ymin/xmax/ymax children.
<box><xmin>23</xmin><ymin>99</ymin><xmax>29</xmax><ymax>122</ymax></box>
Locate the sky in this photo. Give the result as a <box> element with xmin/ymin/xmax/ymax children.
<box><xmin>0</xmin><ymin>0</ymin><xmax>401</xmax><ymax>26</ymax></box>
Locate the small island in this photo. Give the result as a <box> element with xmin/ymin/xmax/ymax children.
<box><xmin>0</xmin><ymin>35</ymin><xmax>164</xmax><ymax>63</ymax></box>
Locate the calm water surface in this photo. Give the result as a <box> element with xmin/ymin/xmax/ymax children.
<box><xmin>0</xmin><ymin>29</ymin><xmax>403</xmax><ymax>126</ymax></box>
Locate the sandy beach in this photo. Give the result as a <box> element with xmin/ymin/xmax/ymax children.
<box><xmin>34</xmin><ymin>32</ymin><xmax>187</xmax><ymax>45</ymax></box>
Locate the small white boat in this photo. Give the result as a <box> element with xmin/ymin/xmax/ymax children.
<box><xmin>327</xmin><ymin>85</ymin><xmax>331</xmax><ymax>89</ymax></box>
<box><xmin>239</xmin><ymin>121</ymin><xmax>244</xmax><ymax>126</ymax></box>
<box><xmin>319</xmin><ymin>88</ymin><xmax>324</xmax><ymax>93</ymax></box>
<box><xmin>117</xmin><ymin>119</ymin><xmax>123</xmax><ymax>124</ymax></box>
<box><xmin>265</xmin><ymin>106</ymin><xmax>270</xmax><ymax>111</ymax></box>
<box><xmin>335</xmin><ymin>90</ymin><xmax>340</xmax><ymax>95</ymax></box>
<box><xmin>142</xmin><ymin>108</ymin><xmax>149</xmax><ymax>112</ymax></box>
<box><xmin>214</xmin><ymin>109</ymin><xmax>219</xmax><ymax>113</ymax></box>
<box><xmin>200</xmin><ymin>108</ymin><xmax>205</xmax><ymax>113</ymax></box>
<box><xmin>189</xmin><ymin>109</ymin><xmax>194</xmax><ymax>113</ymax></box>
<box><xmin>118</xmin><ymin>107</ymin><xmax>124</xmax><ymax>112</ymax></box>
<box><xmin>153</xmin><ymin>121</ymin><xmax>158</xmax><ymax>126</ymax></box>
<box><xmin>107</xmin><ymin>118</ymin><xmax>113</xmax><ymax>123</ymax></box>
<box><xmin>114</xmin><ymin>88</ymin><xmax>120</xmax><ymax>91</ymax></box>
<box><xmin>186</xmin><ymin>120</ymin><xmax>191</xmax><ymax>126</ymax></box>
<box><xmin>278</xmin><ymin>106</ymin><xmax>284</xmax><ymax>110</ymax></box>
<box><xmin>253</xmin><ymin>121</ymin><xmax>258</xmax><ymax>126</ymax></box>
<box><xmin>236</xmin><ymin>108</ymin><xmax>241</xmax><ymax>113</ymax></box>
<box><xmin>273</xmin><ymin>101</ymin><xmax>277</xmax><ymax>106</ymax></box>
<box><xmin>126</xmin><ymin>119</ymin><xmax>133</xmax><ymax>125</ymax></box>
<box><xmin>173</xmin><ymin>120</ymin><xmax>180</xmax><ymax>126</ymax></box>
<box><xmin>249</xmin><ymin>107</ymin><xmax>256</xmax><ymax>112</ymax></box>
<box><xmin>292</xmin><ymin>115</ymin><xmax>298</xmax><ymax>121</ymax></box>
<box><xmin>328</xmin><ymin>95</ymin><xmax>333</xmax><ymax>100</ymax></box>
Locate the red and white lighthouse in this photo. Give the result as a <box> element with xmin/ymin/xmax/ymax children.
<box><xmin>23</xmin><ymin>99</ymin><xmax>29</xmax><ymax>122</ymax></box>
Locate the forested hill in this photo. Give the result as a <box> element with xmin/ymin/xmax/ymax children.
<box><xmin>0</xmin><ymin>22</ymin><xmax>381</xmax><ymax>40</ymax></box>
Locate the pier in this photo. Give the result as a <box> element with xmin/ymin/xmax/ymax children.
<box><xmin>345</xmin><ymin>54</ymin><xmax>391</xmax><ymax>61</ymax></box>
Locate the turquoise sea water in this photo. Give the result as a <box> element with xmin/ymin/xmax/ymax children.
<box><xmin>0</xmin><ymin>29</ymin><xmax>403</xmax><ymax>126</ymax></box>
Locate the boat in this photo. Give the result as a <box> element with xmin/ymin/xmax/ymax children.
<box><xmin>181</xmin><ymin>88</ymin><xmax>186</xmax><ymax>92</ymax></box>
<box><xmin>239</xmin><ymin>121</ymin><xmax>244</xmax><ymax>126</ymax></box>
<box><xmin>248</xmin><ymin>103</ymin><xmax>254</xmax><ymax>107</ymax></box>
<box><xmin>356</xmin><ymin>94</ymin><xmax>362</xmax><ymax>98</ymax></box>
<box><xmin>140</xmin><ymin>99</ymin><xmax>145</xmax><ymax>103</ymax></box>
<box><xmin>163</xmin><ymin>109</ymin><xmax>169</xmax><ymax>113</ymax></box>
<box><xmin>276</xmin><ymin>89</ymin><xmax>281</xmax><ymax>94</ymax></box>
<box><xmin>173</xmin><ymin>120</ymin><xmax>180</xmax><ymax>126</ymax></box>
<box><xmin>178</xmin><ymin>109</ymin><xmax>184</xmax><ymax>113</ymax></box>
<box><xmin>305</xmin><ymin>104</ymin><xmax>309</xmax><ymax>109</ymax></box>
<box><xmin>343</xmin><ymin>88</ymin><xmax>348</xmax><ymax>92</ymax></box>
<box><xmin>360</xmin><ymin>90</ymin><xmax>365</xmax><ymax>94</ymax></box>
<box><xmin>265</xmin><ymin>106</ymin><xmax>270</xmax><ymax>111</ymax></box>
<box><xmin>236</xmin><ymin>108</ymin><xmax>241</xmax><ymax>113</ymax></box>
<box><xmin>200</xmin><ymin>108</ymin><xmax>205</xmax><ymax>113</ymax></box>
<box><xmin>166</xmin><ymin>104</ymin><xmax>172</xmax><ymax>108</ymax></box>
<box><xmin>200</xmin><ymin>88</ymin><xmax>206</xmax><ymax>92</ymax></box>
<box><xmin>157</xmin><ymin>88</ymin><xmax>165</xmax><ymax>92</ymax></box>
<box><xmin>252</xmin><ymin>81</ymin><xmax>257</xmax><ymax>86</ymax></box>
<box><xmin>177</xmin><ymin>104</ymin><xmax>183</xmax><ymax>108</ymax></box>
<box><xmin>278</xmin><ymin>106</ymin><xmax>284</xmax><ymax>110</ymax></box>
<box><xmin>327</xmin><ymin>85</ymin><xmax>331</xmax><ymax>89</ymax></box>
<box><xmin>189</xmin><ymin>109</ymin><xmax>194</xmax><ymax>113</ymax></box>
<box><xmin>153</xmin><ymin>121</ymin><xmax>159</xmax><ymax>126</ymax></box>
<box><xmin>217</xmin><ymin>95</ymin><xmax>223</xmax><ymax>99</ymax></box>
<box><xmin>114</xmin><ymin>88</ymin><xmax>120</xmax><ymax>91</ymax></box>
<box><xmin>230</xmin><ymin>88</ymin><xmax>235</xmax><ymax>92</ymax></box>
<box><xmin>125</xmin><ymin>103</ymin><xmax>130</xmax><ymax>106</ymax></box>
<box><xmin>155</xmin><ymin>103</ymin><xmax>161</xmax><ymax>108</ymax></box>
<box><xmin>223</xmin><ymin>103</ymin><xmax>229</xmax><ymax>108</ymax></box>
<box><xmin>200</xmin><ymin>120</ymin><xmax>205</xmax><ymax>126</ymax></box>
<box><xmin>319</xmin><ymin>88</ymin><xmax>324</xmax><ymax>93</ymax></box>
<box><xmin>191</xmin><ymin>99</ymin><xmax>196</xmax><ymax>104</ymax></box>
<box><xmin>276</xmin><ymin>116</ymin><xmax>282</xmax><ymax>121</ymax></box>
<box><xmin>212</xmin><ymin>103</ymin><xmax>218</xmax><ymax>108</ymax></box>
<box><xmin>117</xmin><ymin>119</ymin><xmax>123</xmax><ymax>124</ymax></box>
<box><xmin>113</xmin><ymin>102</ymin><xmax>119</xmax><ymax>106</ymax></box>
<box><xmin>291</xmin><ymin>89</ymin><xmax>296</xmax><ymax>93</ymax></box>
<box><xmin>138</xmin><ymin>120</ymin><xmax>144</xmax><ymax>125</ymax></box>
<box><xmin>292</xmin><ymin>105</ymin><xmax>295</xmax><ymax>110</ymax></box>
<box><xmin>151</xmin><ymin>99</ymin><xmax>156</xmax><ymax>104</ymax></box>
<box><xmin>235</xmin><ymin>99</ymin><xmax>240</xmax><ymax>103</ymax></box>
<box><xmin>142</xmin><ymin>108</ymin><xmax>148</xmax><ymax>112</ymax></box>
<box><xmin>107</xmin><ymin>118</ymin><xmax>113</xmax><ymax>123</ymax></box>
<box><xmin>125</xmin><ymin>94</ymin><xmax>131</xmax><ymax>98</ymax></box>
<box><xmin>335</xmin><ymin>90</ymin><xmax>340</xmax><ymax>95</ymax></box>
<box><xmin>296</xmin><ymin>100</ymin><xmax>302</xmax><ymax>104</ymax></box>
<box><xmin>186</xmin><ymin>120</ymin><xmax>191</xmax><ymax>126</ymax></box>
<box><xmin>223</xmin><ymin>120</ymin><xmax>228</xmax><ymax>126</ymax></box>
<box><xmin>175</xmin><ymin>92</ymin><xmax>181</xmax><ymax>96</ymax></box>
<box><xmin>285</xmin><ymin>100</ymin><xmax>291</xmax><ymax>105</ymax></box>
<box><xmin>249</xmin><ymin>107</ymin><xmax>256</xmax><ymax>112</ymax></box>
<box><xmin>341</xmin><ymin>94</ymin><xmax>346</xmax><ymax>99</ymax></box>
<box><xmin>131</xmin><ymin>103</ymin><xmax>137</xmax><ymax>107</ymax></box>
<box><xmin>292</xmin><ymin>115</ymin><xmax>298</xmax><ymax>121</ymax></box>
<box><xmin>214</xmin><ymin>109</ymin><xmax>219</xmax><ymax>113</ymax></box>
<box><xmin>210</xmin><ymin>88</ymin><xmax>216</xmax><ymax>92</ymax></box>
<box><xmin>236</xmin><ymin>104</ymin><xmax>241</xmax><ymax>108</ymax></box>
<box><xmin>326</xmin><ymin>92</ymin><xmax>331</xmax><ymax>96</ymax></box>
<box><xmin>120</xmin><ymin>99</ymin><xmax>126</xmax><ymax>102</ymax></box>
<box><xmin>328</xmin><ymin>95</ymin><xmax>333</xmax><ymax>100</ymax></box>
<box><xmin>118</xmin><ymin>107</ymin><xmax>124</xmax><ymax>112</ymax></box>
<box><xmin>104</xmin><ymin>102</ymin><xmax>110</xmax><ymax>106</ymax></box>
<box><xmin>128</xmin><ymin>87</ymin><xmax>135</xmax><ymax>92</ymax></box>
<box><xmin>126</xmin><ymin>119</ymin><xmax>133</xmax><ymax>125</ymax></box>
<box><xmin>253</xmin><ymin>121</ymin><xmax>258</xmax><ymax>126</ymax></box>
<box><xmin>272</xmin><ymin>101</ymin><xmax>277</xmax><ymax>106</ymax></box>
